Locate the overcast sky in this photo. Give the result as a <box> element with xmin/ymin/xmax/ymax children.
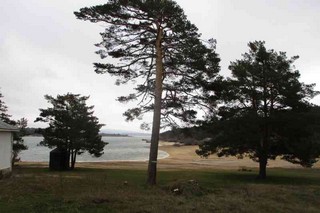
<box><xmin>1</xmin><ymin>0</ymin><xmax>320</xmax><ymax>132</ymax></box>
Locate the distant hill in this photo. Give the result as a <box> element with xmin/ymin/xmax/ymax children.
<box><xmin>159</xmin><ymin>126</ymin><xmax>213</xmax><ymax>145</ymax></box>
<box><xmin>100</xmin><ymin>133</ymin><xmax>130</xmax><ymax>137</ymax></box>
<box><xmin>24</xmin><ymin>127</ymin><xmax>151</xmax><ymax>138</ymax></box>
<box><xmin>100</xmin><ymin>129</ymin><xmax>151</xmax><ymax>137</ymax></box>
<box><xmin>24</xmin><ymin>127</ymin><xmax>43</xmax><ymax>136</ymax></box>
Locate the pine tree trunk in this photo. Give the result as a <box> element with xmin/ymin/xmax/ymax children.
<box><xmin>258</xmin><ymin>66</ymin><xmax>268</xmax><ymax>180</ymax></box>
<box><xmin>70</xmin><ymin>150</ymin><xmax>73</xmax><ymax>170</ymax></box>
<box><xmin>12</xmin><ymin>152</ymin><xmax>17</xmax><ymax>167</ymax></box>
<box><xmin>67</xmin><ymin>139</ymin><xmax>71</xmax><ymax>170</ymax></box>
<box><xmin>70</xmin><ymin>150</ymin><xmax>77</xmax><ymax>170</ymax></box>
<box><xmin>147</xmin><ymin>25</ymin><xmax>163</xmax><ymax>186</ymax></box>
<box><xmin>258</xmin><ymin>156</ymin><xmax>267</xmax><ymax>179</ymax></box>
<box><xmin>258</xmin><ymin>136</ymin><xmax>268</xmax><ymax>179</ymax></box>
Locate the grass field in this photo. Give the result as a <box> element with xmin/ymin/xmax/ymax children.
<box><xmin>0</xmin><ymin>166</ymin><xmax>320</xmax><ymax>213</ymax></box>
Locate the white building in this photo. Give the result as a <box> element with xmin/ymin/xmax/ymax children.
<box><xmin>0</xmin><ymin>120</ymin><xmax>18</xmax><ymax>179</ymax></box>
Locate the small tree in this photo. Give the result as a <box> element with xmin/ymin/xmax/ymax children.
<box><xmin>12</xmin><ymin>118</ymin><xmax>28</xmax><ymax>165</ymax></box>
<box><xmin>197</xmin><ymin>41</ymin><xmax>320</xmax><ymax>179</ymax></box>
<box><xmin>0</xmin><ymin>91</ymin><xmax>12</xmax><ymax>124</ymax></box>
<box><xmin>75</xmin><ymin>0</ymin><xmax>220</xmax><ymax>185</ymax></box>
<box><xmin>35</xmin><ymin>93</ymin><xmax>107</xmax><ymax>170</ymax></box>
<box><xmin>0</xmin><ymin>90</ymin><xmax>28</xmax><ymax>165</ymax></box>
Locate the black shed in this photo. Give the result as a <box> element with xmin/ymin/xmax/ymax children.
<box><xmin>49</xmin><ymin>148</ymin><xmax>69</xmax><ymax>171</ymax></box>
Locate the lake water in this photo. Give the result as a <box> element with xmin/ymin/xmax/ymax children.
<box><xmin>20</xmin><ymin>136</ymin><xmax>169</xmax><ymax>162</ymax></box>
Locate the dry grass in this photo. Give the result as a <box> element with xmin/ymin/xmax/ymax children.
<box><xmin>0</xmin><ymin>165</ymin><xmax>320</xmax><ymax>213</ymax></box>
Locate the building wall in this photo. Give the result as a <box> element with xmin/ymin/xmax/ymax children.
<box><xmin>0</xmin><ymin>132</ymin><xmax>12</xmax><ymax>172</ymax></box>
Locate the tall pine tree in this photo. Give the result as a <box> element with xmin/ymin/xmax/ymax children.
<box><xmin>75</xmin><ymin>0</ymin><xmax>220</xmax><ymax>184</ymax></box>
<box><xmin>197</xmin><ymin>41</ymin><xmax>320</xmax><ymax>179</ymax></box>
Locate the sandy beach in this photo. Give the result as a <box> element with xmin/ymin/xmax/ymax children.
<box><xmin>157</xmin><ymin>142</ymin><xmax>320</xmax><ymax>170</ymax></box>
<box><xmin>18</xmin><ymin>141</ymin><xmax>320</xmax><ymax>170</ymax></box>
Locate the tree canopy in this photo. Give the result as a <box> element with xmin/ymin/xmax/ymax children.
<box><xmin>36</xmin><ymin>93</ymin><xmax>107</xmax><ymax>169</ymax></box>
<box><xmin>0</xmin><ymin>91</ymin><xmax>12</xmax><ymax>124</ymax></box>
<box><xmin>75</xmin><ymin>0</ymin><xmax>219</xmax><ymax>126</ymax></box>
<box><xmin>0</xmin><ymin>90</ymin><xmax>28</xmax><ymax>165</ymax></box>
<box><xmin>197</xmin><ymin>41</ymin><xmax>320</xmax><ymax>179</ymax></box>
<box><xmin>75</xmin><ymin>0</ymin><xmax>220</xmax><ymax>184</ymax></box>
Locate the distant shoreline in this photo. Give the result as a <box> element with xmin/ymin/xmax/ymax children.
<box><xmin>18</xmin><ymin>141</ymin><xmax>318</xmax><ymax>170</ymax></box>
<box><xmin>24</xmin><ymin>133</ymin><xmax>131</xmax><ymax>137</ymax></box>
<box><xmin>99</xmin><ymin>133</ymin><xmax>131</xmax><ymax>137</ymax></box>
<box><xmin>17</xmin><ymin>141</ymin><xmax>320</xmax><ymax>170</ymax></box>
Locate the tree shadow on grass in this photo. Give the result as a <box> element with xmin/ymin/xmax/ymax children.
<box><xmin>199</xmin><ymin>168</ymin><xmax>320</xmax><ymax>187</ymax></box>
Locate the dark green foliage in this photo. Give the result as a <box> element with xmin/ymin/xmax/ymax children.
<box><xmin>0</xmin><ymin>91</ymin><xmax>12</xmax><ymax>124</ymax></box>
<box><xmin>160</xmin><ymin>125</ymin><xmax>213</xmax><ymax>145</ymax></box>
<box><xmin>276</xmin><ymin>107</ymin><xmax>320</xmax><ymax>167</ymax></box>
<box><xmin>12</xmin><ymin>118</ymin><xmax>28</xmax><ymax>164</ymax></box>
<box><xmin>74</xmin><ymin>0</ymin><xmax>220</xmax><ymax>126</ymax></box>
<box><xmin>35</xmin><ymin>93</ymin><xmax>107</xmax><ymax>169</ymax></box>
<box><xmin>0</xmin><ymin>90</ymin><xmax>28</xmax><ymax>165</ymax></box>
<box><xmin>197</xmin><ymin>41</ymin><xmax>320</xmax><ymax>178</ymax></box>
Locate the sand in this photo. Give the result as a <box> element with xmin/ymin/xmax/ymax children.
<box><xmin>18</xmin><ymin>141</ymin><xmax>320</xmax><ymax>170</ymax></box>
<box><xmin>157</xmin><ymin>142</ymin><xmax>320</xmax><ymax>170</ymax></box>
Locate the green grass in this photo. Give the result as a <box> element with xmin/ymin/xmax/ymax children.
<box><xmin>0</xmin><ymin>166</ymin><xmax>320</xmax><ymax>213</ymax></box>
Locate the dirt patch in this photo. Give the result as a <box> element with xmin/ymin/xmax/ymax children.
<box><xmin>164</xmin><ymin>179</ymin><xmax>209</xmax><ymax>197</ymax></box>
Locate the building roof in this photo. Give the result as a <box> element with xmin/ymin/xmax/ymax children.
<box><xmin>0</xmin><ymin>120</ymin><xmax>19</xmax><ymax>132</ymax></box>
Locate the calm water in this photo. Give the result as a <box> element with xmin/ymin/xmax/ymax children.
<box><xmin>20</xmin><ymin>136</ymin><xmax>169</xmax><ymax>162</ymax></box>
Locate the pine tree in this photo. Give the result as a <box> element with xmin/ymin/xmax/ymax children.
<box><xmin>75</xmin><ymin>0</ymin><xmax>220</xmax><ymax>184</ymax></box>
<box><xmin>35</xmin><ymin>93</ymin><xmax>107</xmax><ymax>170</ymax></box>
<box><xmin>0</xmin><ymin>91</ymin><xmax>11</xmax><ymax>123</ymax></box>
<box><xmin>197</xmin><ymin>41</ymin><xmax>320</xmax><ymax>179</ymax></box>
<box><xmin>0</xmin><ymin>90</ymin><xmax>28</xmax><ymax>165</ymax></box>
